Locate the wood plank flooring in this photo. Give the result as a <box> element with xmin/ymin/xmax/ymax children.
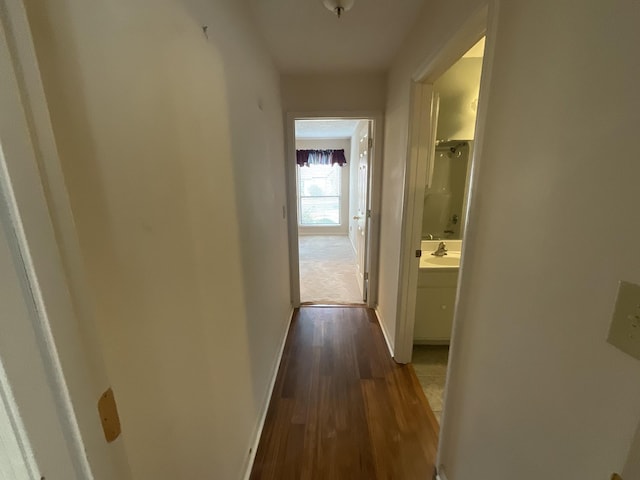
<box><xmin>250</xmin><ymin>307</ymin><xmax>440</xmax><ymax>480</ymax></box>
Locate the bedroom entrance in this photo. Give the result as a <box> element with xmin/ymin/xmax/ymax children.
<box><xmin>287</xmin><ymin>117</ymin><xmax>380</xmax><ymax>306</ymax></box>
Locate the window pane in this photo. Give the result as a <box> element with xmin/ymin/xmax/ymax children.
<box><xmin>299</xmin><ymin>164</ymin><xmax>340</xmax><ymax>197</ymax></box>
<box><xmin>300</xmin><ymin>197</ymin><xmax>340</xmax><ymax>225</ymax></box>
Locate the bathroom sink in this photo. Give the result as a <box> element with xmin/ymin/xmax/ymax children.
<box><xmin>420</xmin><ymin>252</ymin><xmax>461</xmax><ymax>269</ymax></box>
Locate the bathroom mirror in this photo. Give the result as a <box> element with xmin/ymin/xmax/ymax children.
<box><xmin>421</xmin><ymin>140</ymin><xmax>472</xmax><ymax>240</ymax></box>
<box><xmin>421</xmin><ymin>37</ymin><xmax>483</xmax><ymax>241</ymax></box>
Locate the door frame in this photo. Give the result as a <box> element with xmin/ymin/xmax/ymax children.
<box><xmin>0</xmin><ymin>1</ymin><xmax>130</xmax><ymax>477</ymax></box>
<box><xmin>394</xmin><ymin>2</ymin><xmax>493</xmax><ymax>361</ymax></box>
<box><xmin>0</xmin><ymin>185</ymin><xmax>79</xmax><ymax>479</ymax></box>
<box><xmin>285</xmin><ymin>111</ymin><xmax>383</xmax><ymax>308</ymax></box>
<box><xmin>392</xmin><ymin>2</ymin><xmax>500</xmax><ymax>477</ymax></box>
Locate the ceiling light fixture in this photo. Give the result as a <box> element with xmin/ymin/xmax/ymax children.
<box><xmin>322</xmin><ymin>0</ymin><xmax>355</xmax><ymax>18</ymax></box>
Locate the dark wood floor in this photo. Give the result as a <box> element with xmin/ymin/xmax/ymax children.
<box><xmin>250</xmin><ymin>306</ymin><xmax>439</xmax><ymax>480</ymax></box>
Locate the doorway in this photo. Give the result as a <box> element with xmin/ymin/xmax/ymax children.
<box><xmin>411</xmin><ymin>37</ymin><xmax>485</xmax><ymax>424</ymax></box>
<box><xmin>295</xmin><ymin>119</ymin><xmax>370</xmax><ymax>304</ymax></box>
<box><xmin>285</xmin><ymin>114</ymin><xmax>382</xmax><ymax>308</ymax></box>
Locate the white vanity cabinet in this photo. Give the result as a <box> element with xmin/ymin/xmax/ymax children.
<box><xmin>413</xmin><ymin>269</ymin><xmax>459</xmax><ymax>344</ymax></box>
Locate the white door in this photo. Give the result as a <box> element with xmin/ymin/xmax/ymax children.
<box><xmin>354</xmin><ymin>121</ymin><xmax>371</xmax><ymax>300</ymax></box>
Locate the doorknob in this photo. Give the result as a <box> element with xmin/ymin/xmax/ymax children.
<box><xmin>353</xmin><ymin>216</ymin><xmax>361</xmax><ymax>220</ymax></box>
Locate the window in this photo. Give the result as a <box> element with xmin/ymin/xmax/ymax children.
<box><xmin>298</xmin><ymin>164</ymin><xmax>341</xmax><ymax>226</ymax></box>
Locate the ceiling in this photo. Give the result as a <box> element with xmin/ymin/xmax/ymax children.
<box><xmin>295</xmin><ymin>119</ymin><xmax>360</xmax><ymax>138</ymax></box>
<box><xmin>246</xmin><ymin>0</ymin><xmax>427</xmax><ymax>73</ymax></box>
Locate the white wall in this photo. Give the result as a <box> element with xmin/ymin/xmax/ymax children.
<box><xmin>1</xmin><ymin>7</ymin><xmax>137</xmax><ymax>473</ymax></box>
<box><xmin>378</xmin><ymin>0</ymin><xmax>484</xmax><ymax>353</ymax></box>
<box><xmin>440</xmin><ymin>1</ymin><xmax>640</xmax><ymax>477</ymax></box>
<box><xmin>444</xmin><ymin>1</ymin><xmax>640</xmax><ymax>476</ymax></box>
<box><xmin>281</xmin><ymin>72</ymin><xmax>387</xmax><ymax>112</ymax></box>
<box><xmin>295</xmin><ymin>138</ymin><xmax>350</xmax><ymax>235</ymax></box>
<box><xmin>384</xmin><ymin>0</ymin><xmax>640</xmax><ymax>478</ymax></box>
<box><xmin>24</xmin><ymin>0</ymin><xmax>291</xmax><ymax>478</ymax></box>
<box><xmin>434</xmin><ymin>57</ymin><xmax>483</xmax><ymax>141</ymax></box>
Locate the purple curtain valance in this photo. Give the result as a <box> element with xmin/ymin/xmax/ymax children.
<box><xmin>296</xmin><ymin>149</ymin><xmax>347</xmax><ymax>167</ymax></box>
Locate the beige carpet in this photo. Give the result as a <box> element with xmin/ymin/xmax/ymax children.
<box><xmin>412</xmin><ymin>345</ymin><xmax>450</xmax><ymax>424</ymax></box>
<box><xmin>299</xmin><ymin>235</ymin><xmax>364</xmax><ymax>304</ymax></box>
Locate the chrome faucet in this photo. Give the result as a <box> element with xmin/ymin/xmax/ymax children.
<box><xmin>431</xmin><ymin>241</ymin><xmax>448</xmax><ymax>257</ymax></box>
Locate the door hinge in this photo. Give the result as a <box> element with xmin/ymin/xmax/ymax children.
<box><xmin>415</xmin><ymin>250</ymin><xmax>422</xmax><ymax>258</ymax></box>
<box><xmin>366</xmin><ymin>209</ymin><xmax>371</xmax><ymax>218</ymax></box>
<box><xmin>368</xmin><ymin>137</ymin><xmax>373</xmax><ymax>149</ymax></box>
<box><xmin>364</xmin><ymin>272</ymin><xmax>369</xmax><ymax>280</ymax></box>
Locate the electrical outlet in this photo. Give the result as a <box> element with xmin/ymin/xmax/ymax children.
<box><xmin>607</xmin><ymin>281</ymin><xmax>640</xmax><ymax>361</ymax></box>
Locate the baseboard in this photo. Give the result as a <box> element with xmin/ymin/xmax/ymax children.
<box><xmin>374</xmin><ymin>308</ymin><xmax>394</xmax><ymax>358</ymax></box>
<box><xmin>242</xmin><ymin>307</ymin><xmax>294</xmax><ymax>480</ymax></box>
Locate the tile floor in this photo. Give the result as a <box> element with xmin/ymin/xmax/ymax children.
<box><xmin>412</xmin><ymin>345</ymin><xmax>449</xmax><ymax>423</ymax></box>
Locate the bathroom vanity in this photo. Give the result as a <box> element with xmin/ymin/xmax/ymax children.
<box><xmin>414</xmin><ymin>240</ymin><xmax>461</xmax><ymax>344</ymax></box>
<box><xmin>415</xmin><ymin>140</ymin><xmax>470</xmax><ymax>344</ymax></box>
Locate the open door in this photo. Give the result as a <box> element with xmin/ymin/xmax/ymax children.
<box><xmin>354</xmin><ymin>121</ymin><xmax>371</xmax><ymax>301</ymax></box>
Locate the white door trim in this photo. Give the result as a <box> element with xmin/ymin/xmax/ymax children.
<box><xmin>394</xmin><ymin>4</ymin><xmax>491</xmax><ymax>361</ymax></box>
<box><xmin>0</xmin><ymin>182</ymin><xmax>79</xmax><ymax>479</ymax></box>
<box><xmin>0</xmin><ymin>13</ymin><xmax>91</xmax><ymax>478</ymax></box>
<box><xmin>390</xmin><ymin>0</ymin><xmax>500</xmax><ymax>475</ymax></box>
<box><xmin>285</xmin><ymin>111</ymin><xmax>383</xmax><ymax>308</ymax></box>
<box><xmin>0</xmin><ymin>362</ymin><xmax>39</xmax><ymax>479</ymax></box>
<box><xmin>393</xmin><ymin>82</ymin><xmax>438</xmax><ymax>364</ymax></box>
<box><xmin>0</xmin><ymin>1</ymin><xmax>131</xmax><ymax>477</ymax></box>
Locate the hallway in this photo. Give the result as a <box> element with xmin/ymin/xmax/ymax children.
<box><xmin>250</xmin><ymin>307</ymin><xmax>439</xmax><ymax>479</ymax></box>
<box><xmin>8</xmin><ymin>0</ymin><xmax>640</xmax><ymax>477</ymax></box>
